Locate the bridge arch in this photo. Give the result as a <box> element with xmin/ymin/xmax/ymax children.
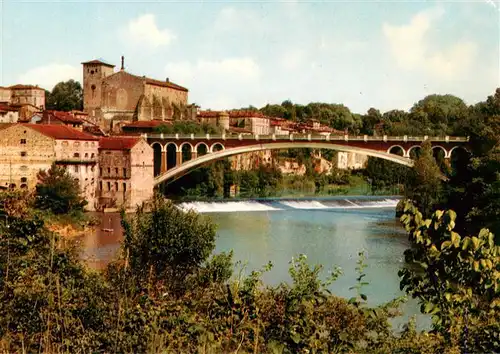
<box><xmin>432</xmin><ymin>145</ymin><xmax>447</xmax><ymax>156</ymax></box>
<box><xmin>448</xmin><ymin>145</ymin><xmax>469</xmax><ymax>159</ymax></box>
<box><xmin>195</xmin><ymin>142</ymin><xmax>209</xmax><ymax>156</ymax></box>
<box><xmin>210</xmin><ymin>143</ymin><xmax>225</xmax><ymax>153</ymax></box>
<box><xmin>151</xmin><ymin>142</ymin><xmax>163</xmax><ymax>177</ymax></box>
<box><xmin>408</xmin><ymin>145</ymin><xmax>421</xmax><ymax>159</ymax></box>
<box><xmin>387</xmin><ymin>145</ymin><xmax>406</xmax><ymax>157</ymax></box>
<box><xmin>165</xmin><ymin>143</ymin><xmax>178</xmax><ymax>170</ymax></box>
<box><xmin>155</xmin><ymin>142</ymin><xmax>414</xmax><ymax>185</ymax></box>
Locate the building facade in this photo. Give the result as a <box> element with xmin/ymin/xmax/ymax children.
<box><xmin>82</xmin><ymin>57</ymin><xmax>194</xmax><ymax>134</ymax></box>
<box><xmin>98</xmin><ymin>136</ymin><xmax>154</xmax><ymax>209</ymax></box>
<box><xmin>0</xmin><ymin>124</ymin><xmax>99</xmax><ymax>209</ymax></box>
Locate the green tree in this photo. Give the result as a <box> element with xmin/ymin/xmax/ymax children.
<box><xmin>121</xmin><ymin>195</ymin><xmax>220</xmax><ymax>293</ymax></box>
<box><xmin>399</xmin><ymin>202</ymin><xmax>500</xmax><ymax>351</ymax></box>
<box><xmin>45</xmin><ymin>80</ymin><xmax>83</xmax><ymax>111</ymax></box>
<box><xmin>35</xmin><ymin>163</ymin><xmax>87</xmax><ymax>214</ymax></box>
<box><xmin>404</xmin><ymin>141</ymin><xmax>443</xmax><ymax>217</ymax></box>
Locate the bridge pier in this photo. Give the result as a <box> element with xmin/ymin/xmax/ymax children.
<box><xmin>160</xmin><ymin>147</ymin><xmax>167</xmax><ymax>174</ymax></box>
<box><xmin>176</xmin><ymin>150</ymin><xmax>182</xmax><ymax>166</ymax></box>
<box><xmin>191</xmin><ymin>151</ymin><xmax>198</xmax><ymax>160</ymax></box>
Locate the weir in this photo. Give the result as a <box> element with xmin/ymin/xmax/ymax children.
<box><xmin>177</xmin><ymin>196</ymin><xmax>401</xmax><ymax>213</ymax></box>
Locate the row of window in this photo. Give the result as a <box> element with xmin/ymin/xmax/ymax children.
<box><xmin>19</xmin><ymin>151</ymin><xmax>97</xmax><ymax>159</ymax></box>
<box><xmin>99</xmin><ymin>181</ymin><xmax>127</xmax><ymax>192</ymax></box>
<box><xmin>100</xmin><ymin>167</ymin><xmax>127</xmax><ymax>177</ymax></box>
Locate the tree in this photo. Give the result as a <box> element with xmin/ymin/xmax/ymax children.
<box><xmin>121</xmin><ymin>195</ymin><xmax>219</xmax><ymax>292</ymax></box>
<box><xmin>35</xmin><ymin>163</ymin><xmax>86</xmax><ymax>214</ymax></box>
<box><xmin>404</xmin><ymin>141</ymin><xmax>443</xmax><ymax>217</ymax></box>
<box><xmin>399</xmin><ymin>202</ymin><xmax>500</xmax><ymax>352</ymax></box>
<box><xmin>46</xmin><ymin>80</ymin><xmax>83</xmax><ymax>111</ymax></box>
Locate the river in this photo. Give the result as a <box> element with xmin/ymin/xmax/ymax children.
<box><xmin>81</xmin><ymin>196</ymin><xmax>430</xmax><ymax>331</ymax></box>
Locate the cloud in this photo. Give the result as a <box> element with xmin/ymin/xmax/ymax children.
<box><xmin>165</xmin><ymin>58</ymin><xmax>261</xmax><ymax>109</ymax></box>
<box><xmin>123</xmin><ymin>14</ymin><xmax>176</xmax><ymax>49</ymax></box>
<box><xmin>382</xmin><ymin>7</ymin><xmax>477</xmax><ymax>79</ymax></box>
<box><xmin>18</xmin><ymin>63</ymin><xmax>81</xmax><ymax>91</ymax></box>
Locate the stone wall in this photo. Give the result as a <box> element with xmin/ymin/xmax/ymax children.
<box><xmin>0</xmin><ymin>124</ymin><xmax>55</xmax><ymax>189</ymax></box>
<box><xmin>54</xmin><ymin>139</ymin><xmax>99</xmax><ymax>210</ymax></box>
<box><xmin>129</xmin><ymin>139</ymin><xmax>154</xmax><ymax>207</ymax></box>
<box><xmin>98</xmin><ymin>149</ymin><xmax>131</xmax><ymax>208</ymax></box>
<box><xmin>0</xmin><ymin>110</ymin><xmax>19</xmax><ymax>123</ymax></box>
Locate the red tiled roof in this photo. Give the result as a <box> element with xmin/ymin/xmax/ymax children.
<box><xmin>143</xmin><ymin>76</ymin><xmax>188</xmax><ymax>92</ymax></box>
<box><xmin>228</xmin><ymin>111</ymin><xmax>267</xmax><ymax>118</ymax></box>
<box><xmin>0</xmin><ymin>123</ymin><xmax>15</xmax><ymax>130</ymax></box>
<box><xmin>197</xmin><ymin>111</ymin><xmax>221</xmax><ymax>118</ymax></box>
<box><xmin>23</xmin><ymin>124</ymin><xmax>99</xmax><ymax>141</ymax></box>
<box><xmin>122</xmin><ymin>120</ymin><xmax>170</xmax><ymax>128</ymax></box>
<box><xmin>44</xmin><ymin>110</ymin><xmax>84</xmax><ymax>124</ymax></box>
<box><xmin>83</xmin><ymin>125</ymin><xmax>106</xmax><ymax>136</ymax></box>
<box><xmin>9</xmin><ymin>84</ymin><xmax>44</xmax><ymax>90</ymax></box>
<box><xmin>99</xmin><ymin>136</ymin><xmax>141</xmax><ymax>150</ymax></box>
<box><xmin>81</xmin><ymin>59</ymin><xmax>115</xmax><ymax>67</ymax></box>
<box><xmin>0</xmin><ymin>104</ymin><xmax>19</xmax><ymax>112</ymax></box>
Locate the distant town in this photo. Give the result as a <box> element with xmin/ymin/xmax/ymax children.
<box><xmin>0</xmin><ymin>56</ymin><xmax>367</xmax><ymax>211</ymax></box>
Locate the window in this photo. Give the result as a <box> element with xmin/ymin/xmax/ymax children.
<box><xmin>20</xmin><ymin>151</ymin><xmax>27</xmax><ymax>157</ymax></box>
<box><xmin>20</xmin><ymin>177</ymin><xmax>27</xmax><ymax>183</ymax></box>
<box><xmin>99</xmin><ymin>181</ymin><xmax>103</xmax><ymax>190</ymax></box>
<box><xmin>73</xmin><ymin>153</ymin><xmax>80</xmax><ymax>158</ymax></box>
<box><xmin>123</xmin><ymin>183</ymin><xmax>127</xmax><ymax>192</ymax></box>
<box><xmin>107</xmin><ymin>168</ymin><xmax>110</xmax><ymax>174</ymax></box>
<box><xmin>107</xmin><ymin>182</ymin><xmax>111</xmax><ymax>191</ymax></box>
<box><xmin>115</xmin><ymin>168</ymin><xmax>118</xmax><ymax>175</ymax></box>
<box><xmin>115</xmin><ymin>182</ymin><xmax>119</xmax><ymax>191</ymax></box>
<box><xmin>99</xmin><ymin>168</ymin><xmax>102</xmax><ymax>175</ymax></box>
<box><xmin>85</xmin><ymin>153</ymin><xmax>88</xmax><ymax>158</ymax></box>
<box><xmin>123</xmin><ymin>168</ymin><xmax>127</xmax><ymax>177</ymax></box>
<box><xmin>74</xmin><ymin>165</ymin><xmax>79</xmax><ymax>173</ymax></box>
<box><xmin>20</xmin><ymin>139</ymin><xmax>26</xmax><ymax>144</ymax></box>
<box><xmin>91</xmin><ymin>153</ymin><xmax>95</xmax><ymax>158</ymax></box>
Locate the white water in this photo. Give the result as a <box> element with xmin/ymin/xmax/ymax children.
<box><xmin>179</xmin><ymin>200</ymin><xmax>282</xmax><ymax>213</ymax></box>
<box><xmin>178</xmin><ymin>198</ymin><xmax>400</xmax><ymax>213</ymax></box>
<box><xmin>280</xmin><ymin>200</ymin><xmax>331</xmax><ymax>209</ymax></box>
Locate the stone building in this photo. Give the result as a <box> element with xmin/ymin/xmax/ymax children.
<box><xmin>82</xmin><ymin>57</ymin><xmax>195</xmax><ymax>134</ymax></box>
<box><xmin>0</xmin><ymin>104</ymin><xmax>19</xmax><ymax>123</ymax></box>
<box><xmin>229</xmin><ymin>111</ymin><xmax>270</xmax><ymax>135</ymax></box>
<box><xmin>0</xmin><ymin>123</ymin><xmax>99</xmax><ymax>209</ymax></box>
<box><xmin>98</xmin><ymin>136</ymin><xmax>154</xmax><ymax>209</ymax></box>
<box><xmin>36</xmin><ymin>110</ymin><xmax>85</xmax><ymax>130</ymax></box>
<box><xmin>0</xmin><ymin>85</ymin><xmax>45</xmax><ymax>109</ymax></box>
<box><xmin>334</xmin><ymin>152</ymin><xmax>368</xmax><ymax>170</ymax></box>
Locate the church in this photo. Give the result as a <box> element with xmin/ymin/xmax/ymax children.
<box><xmin>82</xmin><ymin>57</ymin><xmax>196</xmax><ymax>133</ymax></box>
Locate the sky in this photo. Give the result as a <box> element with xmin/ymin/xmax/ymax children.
<box><xmin>0</xmin><ymin>0</ymin><xmax>499</xmax><ymax>114</ymax></box>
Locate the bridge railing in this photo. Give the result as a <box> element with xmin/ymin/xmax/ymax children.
<box><xmin>144</xmin><ymin>133</ymin><xmax>469</xmax><ymax>142</ymax></box>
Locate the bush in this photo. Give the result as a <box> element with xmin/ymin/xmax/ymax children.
<box><xmin>35</xmin><ymin>163</ymin><xmax>87</xmax><ymax>214</ymax></box>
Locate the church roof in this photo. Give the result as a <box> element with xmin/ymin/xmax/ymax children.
<box><xmin>141</xmin><ymin>75</ymin><xmax>188</xmax><ymax>92</ymax></box>
<box><xmin>81</xmin><ymin>58</ymin><xmax>115</xmax><ymax>67</ymax></box>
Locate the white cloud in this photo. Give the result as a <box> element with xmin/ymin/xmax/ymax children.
<box><xmin>165</xmin><ymin>58</ymin><xmax>261</xmax><ymax>109</ymax></box>
<box><xmin>382</xmin><ymin>7</ymin><xmax>477</xmax><ymax>79</ymax></box>
<box><xmin>123</xmin><ymin>14</ymin><xmax>176</xmax><ymax>49</ymax></box>
<box><xmin>18</xmin><ymin>63</ymin><xmax>81</xmax><ymax>91</ymax></box>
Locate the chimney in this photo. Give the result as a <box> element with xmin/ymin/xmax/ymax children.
<box><xmin>166</xmin><ymin>77</ymin><xmax>169</xmax><ymax>82</ymax></box>
<box><xmin>121</xmin><ymin>56</ymin><xmax>124</xmax><ymax>71</ymax></box>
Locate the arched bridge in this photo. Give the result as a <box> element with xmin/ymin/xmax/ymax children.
<box><xmin>145</xmin><ymin>133</ymin><xmax>469</xmax><ymax>185</ymax></box>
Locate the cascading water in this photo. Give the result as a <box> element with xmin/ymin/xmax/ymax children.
<box><xmin>177</xmin><ymin>196</ymin><xmax>400</xmax><ymax>213</ymax></box>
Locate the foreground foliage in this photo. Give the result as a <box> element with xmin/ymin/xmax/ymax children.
<box><xmin>400</xmin><ymin>201</ymin><xmax>500</xmax><ymax>352</ymax></box>
<box><xmin>0</xmin><ymin>193</ymin><xmax>466</xmax><ymax>353</ymax></box>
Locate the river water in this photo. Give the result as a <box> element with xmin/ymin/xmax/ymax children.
<box><xmin>82</xmin><ymin>196</ymin><xmax>430</xmax><ymax>331</ymax></box>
